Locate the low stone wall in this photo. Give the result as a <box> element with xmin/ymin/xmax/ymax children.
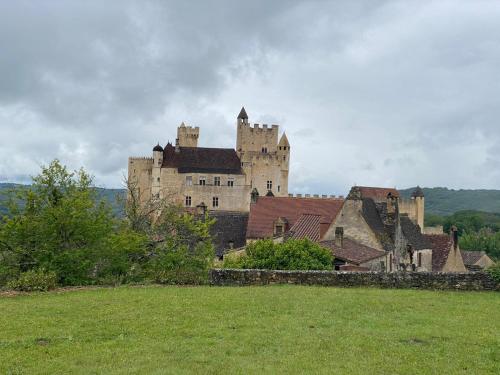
<box><xmin>210</xmin><ymin>269</ymin><xmax>499</xmax><ymax>291</ymax></box>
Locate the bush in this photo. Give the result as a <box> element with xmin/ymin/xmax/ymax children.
<box><xmin>224</xmin><ymin>238</ymin><xmax>333</xmax><ymax>271</ymax></box>
<box><xmin>146</xmin><ymin>241</ymin><xmax>213</xmax><ymax>285</ymax></box>
<box><xmin>486</xmin><ymin>262</ymin><xmax>500</xmax><ymax>283</ymax></box>
<box><xmin>7</xmin><ymin>269</ymin><xmax>58</xmax><ymax>292</ymax></box>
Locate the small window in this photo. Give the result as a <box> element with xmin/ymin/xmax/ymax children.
<box><xmin>278</xmin><ymin>185</ymin><xmax>280</xmax><ymax>192</ymax></box>
<box><xmin>185</xmin><ymin>196</ymin><xmax>192</xmax><ymax>207</ymax></box>
<box><xmin>283</xmin><ymin>156</ymin><xmax>286</xmax><ymax>161</ymax></box>
<box><xmin>157</xmin><ymin>159</ymin><xmax>161</xmax><ymax>166</ymax></box>
<box><xmin>227</xmin><ymin>179</ymin><xmax>234</xmax><ymax>187</ymax></box>
<box><xmin>199</xmin><ymin>177</ymin><xmax>206</xmax><ymax>186</ymax></box>
<box><xmin>212</xmin><ymin>196</ymin><xmax>219</xmax><ymax>208</ymax></box>
<box><xmin>418</xmin><ymin>253</ymin><xmax>422</xmax><ymax>267</ymax></box>
<box><xmin>186</xmin><ymin>176</ymin><xmax>192</xmax><ymax>186</ymax></box>
<box><xmin>261</xmin><ymin>147</ymin><xmax>268</xmax><ymax>153</ymax></box>
<box><xmin>214</xmin><ymin>176</ymin><xmax>220</xmax><ymax>186</ymax></box>
<box><xmin>267</xmin><ymin>180</ymin><xmax>272</xmax><ymax>190</ymax></box>
<box><xmin>157</xmin><ymin>177</ymin><xmax>160</xmax><ymax>182</ymax></box>
<box><xmin>275</xmin><ymin>225</ymin><xmax>283</xmax><ymax>236</ymax></box>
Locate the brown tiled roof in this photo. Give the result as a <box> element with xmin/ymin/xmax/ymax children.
<box><xmin>162</xmin><ymin>143</ymin><xmax>243</xmax><ymax>174</ymax></box>
<box><xmin>460</xmin><ymin>250</ymin><xmax>487</xmax><ymax>266</ymax></box>
<box><xmin>424</xmin><ymin>234</ymin><xmax>453</xmax><ymax>272</ymax></box>
<box><xmin>288</xmin><ymin>214</ymin><xmax>323</xmax><ymax>242</ymax></box>
<box><xmin>320</xmin><ymin>238</ymin><xmax>386</xmax><ymax>265</ymax></box>
<box><xmin>358</xmin><ymin>186</ymin><xmax>400</xmax><ymax>200</ymax></box>
<box><xmin>247</xmin><ymin>196</ymin><xmax>343</xmax><ymax>239</ymax></box>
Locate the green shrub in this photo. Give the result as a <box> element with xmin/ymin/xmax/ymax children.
<box><xmin>486</xmin><ymin>262</ymin><xmax>500</xmax><ymax>283</ymax></box>
<box><xmin>7</xmin><ymin>269</ymin><xmax>58</xmax><ymax>292</ymax></box>
<box><xmin>147</xmin><ymin>242</ymin><xmax>213</xmax><ymax>285</ymax></box>
<box><xmin>224</xmin><ymin>238</ymin><xmax>333</xmax><ymax>271</ymax></box>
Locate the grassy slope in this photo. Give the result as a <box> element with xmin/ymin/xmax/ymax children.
<box><xmin>0</xmin><ymin>286</ymin><xmax>498</xmax><ymax>374</ymax></box>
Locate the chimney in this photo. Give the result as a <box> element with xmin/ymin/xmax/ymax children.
<box><xmin>451</xmin><ymin>225</ymin><xmax>458</xmax><ymax>250</ymax></box>
<box><xmin>319</xmin><ymin>220</ymin><xmax>330</xmax><ymax>240</ymax></box>
<box><xmin>251</xmin><ymin>188</ymin><xmax>259</xmax><ymax>204</ymax></box>
<box><xmin>335</xmin><ymin>227</ymin><xmax>344</xmax><ymax>248</ymax></box>
<box><xmin>175</xmin><ymin>138</ymin><xmax>180</xmax><ymax>153</ymax></box>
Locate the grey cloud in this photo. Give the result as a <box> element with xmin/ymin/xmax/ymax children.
<box><xmin>1</xmin><ymin>0</ymin><xmax>500</xmax><ymax>192</ymax></box>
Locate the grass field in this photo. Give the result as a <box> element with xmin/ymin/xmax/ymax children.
<box><xmin>0</xmin><ymin>286</ymin><xmax>499</xmax><ymax>374</ymax></box>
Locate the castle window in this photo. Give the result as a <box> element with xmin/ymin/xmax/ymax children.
<box><xmin>261</xmin><ymin>147</ymin><xmax>268</xmax><ymax>153</ymax></box>
<box><xmin>185</xmin><ymin>196</ymin><xmax>192</xmax><ymax>207</ymax></box>
<box><xmin>214</xmin><ymin>176</ymin><xmax>220</xmax><ymax>186</ymax></box>
<box><xmin>199</xmin><ymin>177</ymin><xmax>206</xmax><ymax>186</ymax></box>
<box><xmin>275</xmin><ymin>225</ymin><xmax>283</xmax><ymax>236</ymax></box>
<box><xmin>227</xmin><ymin>178</ymin><xmax>234</xmax><ymax>187</ymax></box>
<box><xmin>278</xmin><ymin>185</ymin><xmax>280</xmax><ymax>193</ymax></box>
<box><xmin>267</xmin><ymin>180</ymin><xmax>272</xmax><ymax>190</ymax></box>
<box><xmin>186</xmin><ymin>176</ymin><xmax>192</xmax><ymax>186</ymax></box>
<box><xmin>418</xmin><ymin>252</ymin><xmax>422</xmax><ymax>267</ymax></box>
<box><xmin>157</xmin><ymin>177</ymin><xmax>160</xmax><ymax>182</ymax></box>
<box><xmin>212</xmin><ymin>196</ymin><xmax>219</xmax><ymax>208</ymax></box>
<box><xmin>283</xmin><ymin>156</ymin><xmax>286</xmax><ymax>161</ymax></box>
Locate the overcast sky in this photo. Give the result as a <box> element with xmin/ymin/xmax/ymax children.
<box><xmin>1</xmin><ymin>1</ymin><xmax>499</xmax><ymax>195</ymax></box>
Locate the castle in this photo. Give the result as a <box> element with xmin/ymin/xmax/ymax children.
<box><xmin>128</xmin><ymin>107</ymin><xmax>290</xmax><ymax>212</ymax></box>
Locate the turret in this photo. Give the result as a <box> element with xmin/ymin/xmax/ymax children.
<box><xmin>177</xmin><ymin>122</ymin><xmax>199</xmax><ymax>147</ymax></box>
<box><xmin>411</xmin><ymin>186</ymin><xmax>425</xmax><ymax>231</ymax></box>
<box><xmin>152</xmin><ymin>143</ymin><xmax>163</xmax><ymax>199</ymax></box>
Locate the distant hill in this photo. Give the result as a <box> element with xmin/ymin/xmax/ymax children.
<box><xmin>0</xmin><ymin>183</ymin><xmax>126</xmax><ymax>217</ymax></box>
<box><xmin>399</xmin><ymin>187</ymin><xmax>500</xmax><ymax>216</ymax></box>
<box><xmin>2</xmin><ymin>184</ymin><xmax>500</xmax><ymax>217</ymax></box>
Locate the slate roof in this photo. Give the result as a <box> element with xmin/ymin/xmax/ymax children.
<box><xmin>400</xmin><ymin>215</ymin><xmax>431</xmax><ymax>250</ymax></box>
<box><xmin>320</xmin><ymin>239</ymin><xmax>386</xmax><ymax>265</ymax></box>
<box><xmin>288</xmin><ymin>214</ymin><xmax>323</xmax><ymax>242</ymax></box>
<box><xmin>237</xmin><ymin>107</ymin><xmax>248</xmax><ymax>119</ymax></box>
<box><xmin>358</xmin><ymin>186</ymin><xmax>400</xmax><ymax>201</ymax></box>
<box><xmin>208</xmin><ymin>211</ymin><xmax>249</xmax><ymax>257</ymax></box>
<box><xmin>162</xmin><ymin>143</ymin><xmax>243</xmax><ymax>174</ymax></box>
<box><xmin>460</xmin><ymin>250</ymin><xmax>487</xmax><ymax>266</ymax></box>
<box><xmin>247</xmin><ymin>196</ymin><xmax>344</xmax><ymax>239</ymax></box>
<box><xmin>411</xmin><ymin>186</ymin><xmax>425</xmax><ymax>198</ymax></box>
<box><xmin>361</xmin><ymin>198</ymin><xmax>394</xmax><ymax>251</ymax></box>
<box><xmin>153</xmin><ymin>143</ymin><xmax>163</xmax><ymax>152</ymax></box>
<box><xmin>424</xmin><ymin>234</ymin><xmax>453</xmax><ymax>272</ymax></box>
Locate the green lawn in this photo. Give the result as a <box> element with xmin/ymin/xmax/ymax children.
<box><xmin>0</xmin><ymin>286</ymin><xmax>499</xmax><ymax>374</ymax></box>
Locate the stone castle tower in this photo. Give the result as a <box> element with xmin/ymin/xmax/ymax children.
<box><xmin>128</xmin><ymin>107</ymin><xmax>290</xmax><ymax>212</ymax></box>
<box><xmin>236</xmin><ymin>107</ymin><xmax>290</xmax><ymax>197</ymax></box>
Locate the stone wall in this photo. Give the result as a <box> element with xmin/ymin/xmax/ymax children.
<box><xmin>210</xmin><ymin>269</ymin><xmax>499</xmax><ymax>291</ymax></box>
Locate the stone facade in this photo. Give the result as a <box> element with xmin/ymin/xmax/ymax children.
<box><xmin>128</xmin><ymin>108</ymin><xmax>289</xmax><ymax>213</ymax></box>
<box><xmin>210</xmin><ymin>269</ymin><xmax>499</xmax><ymax>291</ymax></box>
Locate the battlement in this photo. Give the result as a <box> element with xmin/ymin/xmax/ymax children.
<box><xmin>288</xmin><ymin>193</ymin><xmax>345</xmax><ymax>200</ymax></box>
<box><xmin>129</xmin><ymin>157</ymin><xmax>153</xmax><ymax>162</ymax></box>
<box><xmin>177</xmin><ymin>123</ymin><xmax>199</xmax><ymax>147</ymax></box>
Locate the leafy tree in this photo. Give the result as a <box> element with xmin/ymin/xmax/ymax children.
<box><xmin>0</xmin><ymin>160</ymin><xmax>125</xmax><ymax>285</ymax></box>
<box><xmin>460</xmin><ymin>229</ymin><xmax>500</xmax><ymax>261</ymax></box>
<box><xmin>224</xmin><ymin>238</ymin><xmax>333</xmax><ymax>271</ymax></box>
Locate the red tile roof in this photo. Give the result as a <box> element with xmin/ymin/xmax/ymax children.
<box><xmin>320</xmin><ymin>238</ymin><xmax>386</xmax><ymax>265</ymax></box>
<box><xmin>247</xmin><ymin>196</ymin><xmax>344</xmax><ymax>239</ymax></box>
<box><xmin>288</xmin><ymin>214</ymin><xmax>323</xmax><ymax>242</ymax></box>
<box><xmin>424</xmin><ymin>234</ymin><xmax>453</xmax><ymax>271</ymax></box>
<box><xmin>357</xmin><ymin>186</ymin><xmax>399</xmax><ymax>200</ymax></box>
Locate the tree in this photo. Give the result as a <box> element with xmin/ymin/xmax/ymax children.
<box><xmin>0</xmin><ymin>160</ymin><xmax>140</xmax><ymax>285</ymax></box>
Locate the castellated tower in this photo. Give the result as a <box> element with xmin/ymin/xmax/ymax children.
<box><xmin>236</xmin><ymin>107</ymin><xmax>290</xmax><ymax>197</ymax></box>
<box><xmin>177</xmin><ymin>122</ymin><xmax>199</xmax><ymax>147</ymax></box>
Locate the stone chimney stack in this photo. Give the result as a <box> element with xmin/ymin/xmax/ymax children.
<box><xmin>335</xmin><ymin>227</ymin><xmax>344</xmax><ymax>248</ymax></box>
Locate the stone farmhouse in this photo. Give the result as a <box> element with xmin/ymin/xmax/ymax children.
<box><xmin>247</xmin><ymin>186</ymin><xmax>467</xmax><ymax>272</ymax></box>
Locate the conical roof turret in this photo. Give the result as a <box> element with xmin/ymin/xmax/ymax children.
<box><xmin>278</xmin><ymin>132</ymin><xmax>290</xmax><ymax>147</ymax></box>
<box><xmin>237</xmin><ymin>106</ymin><xmax>248</xmax><ymax>120</ymax></box>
